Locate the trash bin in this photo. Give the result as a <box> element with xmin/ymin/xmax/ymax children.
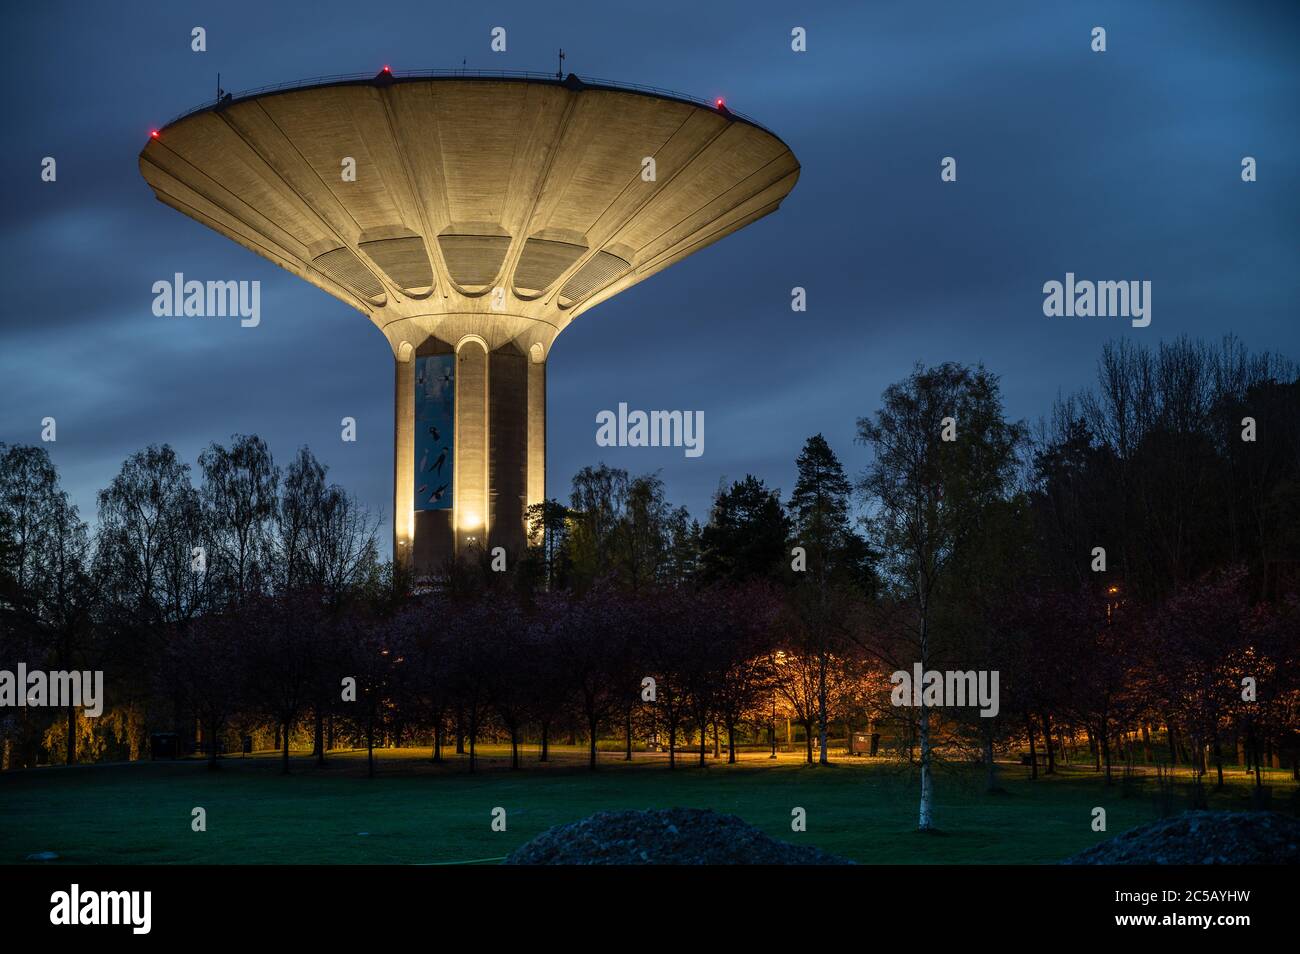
<box><xmin>242</xmin><ymin>735</ymin><xmax>253</xmax><ymax>755</ymax></box>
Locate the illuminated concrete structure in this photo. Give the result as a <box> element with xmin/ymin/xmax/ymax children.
<box><xmin>139</xmin><ymin>70</ymin><xmax>799</xmax><ymax>576</ymax></box>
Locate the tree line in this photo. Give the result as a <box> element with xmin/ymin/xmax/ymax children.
<box><xmin>2</xmin><ymin>335</ymin><xmax>1297</xmax><ymax>829</ymax></box>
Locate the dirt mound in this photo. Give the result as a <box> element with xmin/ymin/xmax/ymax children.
<box><xmin>1063</xmin><ymin>810</ymin><xmax>1300</xmax><ymax>865</ymax></box>
<box><xmin>504</xmin><ymin>807</ymin><xmax>854</xmax><ymax>865</ymax></box>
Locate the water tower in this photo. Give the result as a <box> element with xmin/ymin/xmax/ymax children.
<box><xmin>139</xmin><ymin>70</ymin><xmax>799</xmax><ymax>576</ymax></box>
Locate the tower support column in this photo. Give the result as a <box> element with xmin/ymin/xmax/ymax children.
<box><xmin>527</xmin><ymin>347</ymin><xmax>547</xmax><ymax>537</ymax></box>
<box><xmin>393</xmin><ymin>347</ymin><xmax>415</xmax><ymax>568</ymax></box>
<box><xmin>455</xmin><ymin>337</ymin><xmax>489</xmax><ymax>554</ymax></box>
<box><xmin>399</xmin><ymin>333</ymin><xmax>547</xmax><ymax>579</ymax></box>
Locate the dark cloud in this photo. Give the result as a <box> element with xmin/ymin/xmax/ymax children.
<box><xmin>2</xmin><ymin>0</ymin><xmax>1296</xmax><ymax>554</ymax></box>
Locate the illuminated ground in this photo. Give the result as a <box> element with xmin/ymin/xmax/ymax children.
<box><xmin>1</xmin><ymin>747</ymin><xmax>1292</xmax><ymax>865</ymax></box>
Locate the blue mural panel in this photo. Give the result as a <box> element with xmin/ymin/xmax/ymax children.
<box><xmin>414</xmin><ymin>354</ymin><xmax>454</xmax><ymax>510</ymax></box>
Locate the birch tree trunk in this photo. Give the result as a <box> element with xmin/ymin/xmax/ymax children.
<box><xmin>918</xmin><ymin>705</ymin><xmax>933</xmax><ymax>830</ymax></box>
<box><xmin>817</xmin><ymin>650</ymin><xmax>829</xmax><ymax>765</ymax></box>
<box><xmin>917</xmin><ymin>584</ymin><xmax>933</xmax><ymax>830</ymax></box>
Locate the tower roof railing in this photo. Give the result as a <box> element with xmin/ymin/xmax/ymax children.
<box><xmin>160</xmin><ymin>68</ymin><xmax>772</xmax><ymax>133</ymax></box>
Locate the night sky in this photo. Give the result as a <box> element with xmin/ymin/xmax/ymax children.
<box><xmin>3</xmin><ymin>0</ymin><xmax>1296</xmax><ymax>556</ymax></box>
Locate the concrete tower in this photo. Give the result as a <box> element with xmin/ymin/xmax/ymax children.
<box><xmin>139</xmin><ymin>70</ymin><xmax>800</xmax><ymax>577</ymax></box>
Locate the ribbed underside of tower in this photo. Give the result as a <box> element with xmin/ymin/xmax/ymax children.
<box><xmin>139</xmin><ymin>73</ymin><xmax>799</xmax><ymax>577</ymax></box>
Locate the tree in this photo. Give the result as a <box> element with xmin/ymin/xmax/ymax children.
<box><xmin>405</xmin><ymin>597</ymin><xmax>454</xmax><ymax>763</ymax></box>
<box><xmin>641</xmin><ymin>591</ymin><xmax>691</xmax><ymax>769</ymax></box>
<box><xmin>271</xmin><ymin>445</ymin><xmax>378</xmax><ymax>608</ymax></box>
<box><xmin>339</xmin><ymin>608</ymin><xmax>408</xmax><ymax>779</ymax></box>
<box><xmin>0</xmin><ymin>445</ymin><xmax>97</xmax><ymax>765</ymax></box>
<box><xmin>856</xmin><ymin>362</ymin><xmax>1025</xmax><ymax>830</ymax></box>
<box><xmin>771</xmin><ymin>647</ymin><xmax>820</xmax><ymax>764</ymax></box>
<box><xmin>199</xmin><ymin>434</ymin><xmax>278</xmax><ymax>605</ymax></box>
<box><xmin>567</xmin><ymin>464</ymin><xmax>629</xmax><ymax>591</ymax></box>
<box><xmin>95</xmin><ymin>444</ymin><xmax>207</xmax><ymax>628</ymax></box>
<box><xmin>311</xmin><ymin>484</ymin><xmax>379</xmax><ymax>610</ymax></box>
<box><xmin>564</xmin><ymin>468</ymin><xmax>683</xmax><ymax>591</ymax></box>
<box><xmin>274</xmin><ymin>446</ymin><xmax>326</xmax><ymax>594</ymax></box>
<box><xmin>166</xmin><ymin>609</ymin><xmax>249</xmax><ymax>769</ymax></box>
<box><xmin>616</xmin><ymin>473</ymin><xmax>672</xmax><ymax>590</ymax></box>
<box><xmin>524</xmin><ymin>499</ymin><xmax>572</xmax><ymax>592</ymax></box>
<box><xmin>1146</xmin><ymin>569</ymin><xmax>1252</xmax><ymax>787</ymax></box>
<box><xmin>446</xmin><ymin>597</ymin><xmax>492</xmax><ymax>772</ymax></box>
<box><xmin>40</xmin><ymin>488</ymin><xmax>96</xmax><ymax>765</ymax></box>
<box><xmin>246</xmin><ymin>593</ymin><xmax>320</xmax><ymax>774</ymax></box>
<box><xmin>708</xmin><ymin>585</ymin><xmax>780</xmax><ymax>763</ymax></box>
<box><xmin>787</xmin><ymin>434</ymin><xmax>871</xmax><ymax>763</ymax></box>
<box><xmin>558</xmin><ymin>588</ymin><xmax>624</xmax><ymax>770</ymax></box>
<box><xmin>522</xmin><ymin>598</ymin><xmax>568</xmax><ymax>762</ymax></box>
<box><xmin>699</xmin><ymin>475</ymin><xmax>790</xmax><ymax>585</ymax></box>
<box><xmin>661</xmin><ymin>506</ymin><xmax>701</xmax><ymax>585</ymax></box>
<box><xmin>482</xmin><ymin>600</ymin><xmax>530</xmax><ymax>769</ymax></box>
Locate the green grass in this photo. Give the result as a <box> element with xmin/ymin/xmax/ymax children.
<box><xmin>1</xmin><ymin>747</ymin><xmax>1292</xmax><ymax>864</ymax></box>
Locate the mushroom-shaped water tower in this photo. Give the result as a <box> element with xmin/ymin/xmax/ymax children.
<box><xmin>139</xmin><ymin>70</ymin><xmax>799</xmax><ymax>577</ymax></box>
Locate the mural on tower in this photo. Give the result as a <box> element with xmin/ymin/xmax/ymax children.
<box><xmin>414</xmin><ymin>354</ymin><xmax>454</xmax><ymax>511</ymax></box>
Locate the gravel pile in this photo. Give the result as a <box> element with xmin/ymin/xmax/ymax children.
<box><xmin>504</xmin><ymin>807</ymin><xmax>854</xmax><ymax>865</ymax></box>
<box><xmin>1063</xmin><ymin>810</ymin><xmax>1300</xmax><ymax>865</ymax></box>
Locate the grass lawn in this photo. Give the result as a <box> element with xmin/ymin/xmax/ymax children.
<box><xmin>1</xmin><ymin>746</ymin><xmax>1293</xmax><ymax>865</ymax></box>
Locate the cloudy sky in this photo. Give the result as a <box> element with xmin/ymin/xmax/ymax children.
<box><xmin>3</xmin><ymin>0</ymin><xmax>1296</xmax><ymax>554</ymax></box>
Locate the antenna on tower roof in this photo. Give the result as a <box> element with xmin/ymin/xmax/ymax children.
<box><xmin>215</xmin><ymin>72</ymin><xmax>231</xmax><ymax>109</ymax></box>
<box><xmin>557</xmin><ymin>48</ymin><xmax>566</xmax><ymax>79</ymax></box>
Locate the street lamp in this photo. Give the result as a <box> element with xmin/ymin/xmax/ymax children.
<box><xmin>770</xmin><ymin>692</ymin><xmax>777</xmax><ymax>759</ymax></box>
<box><xmin>770</xmin><ymin>651</ymin><xmax>787</xmax><ymax>760</ymax></box>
